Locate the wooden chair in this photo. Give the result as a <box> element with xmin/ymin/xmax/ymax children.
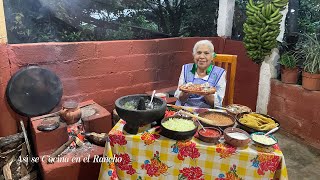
<box><xmin>213</xmin><ymin>54</ymin><xmax>237</xmax><ymax>106</ymax></box>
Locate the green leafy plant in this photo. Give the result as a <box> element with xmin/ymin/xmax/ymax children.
<box><xmin>279</xmin><ymin>52</ymin><xmax>297</xmax><ymax>69</ymax></box>
<box><xmin>296</xmin><ymin>34</ymin><xmax>320</xmax><ymax>74</ymax></box>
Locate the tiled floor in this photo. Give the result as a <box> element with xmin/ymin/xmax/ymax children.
<box><xmin>276</xmin><ymin>130</ymin><xmax>320</xmax><ymax>180</ymax></box>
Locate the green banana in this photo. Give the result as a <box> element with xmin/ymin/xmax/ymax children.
<box><xmin>254</xmin><ymin>13</ymin><xmax>264</xmax><ymax>23</ymax></box>
<box><xmin>266</xmin><ymin>4</ymin><xmax>272</xmax><ymax>17</ymax></box>
<box><xmin>272</xmin><ymin>13</ymin><xmax>283</xmax><ymax>20</ymax></box>
<box><xmin>246</xmin><ymin>4</ymin><xmax>257</xmax><ymax>13</ymax></box>
<box><xmin>244</xmin><ymin>0</ymin><xmax>283</xmax><ymax>64</ymax></box>
<box><xmin>274</xmin><ymin>2</ymin><xmax>288</xmax><ymax>8</ymax></box>
<box><xmin>257</xmin><ymin>1</ymin><xmax>264</xmax><ymax>8</ymax></box>
<box><xmin>272</xmin><ymin>0</ymin><xmax>282</xmax><ymax>3</ymax></box>
<box><xmin>270</xmin><ymin>8</ymin><xmax>280</xmax><ymax>18</ymax></box>
<box><xmin>262</xmin><ymin>6</ymin><xmax>267</xmax><ymax>17</ymax></box>
<box><xmin>249</xmin><ymin>0</ymin><xmax>261</xmax><ymax>11</ymax></box>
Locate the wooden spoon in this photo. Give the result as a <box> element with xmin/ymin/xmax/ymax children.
<box><xmin>178</xmin><ymin>110</ymin><xmax>219</xmax><ymax>126</ymax></box>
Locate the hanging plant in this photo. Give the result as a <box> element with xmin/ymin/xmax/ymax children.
<box><xmin>243</xmin><ymin>0</ymin><xmax>288</xmax><ymax>64</ymax></box>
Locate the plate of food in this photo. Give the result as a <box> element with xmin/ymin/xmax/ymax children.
<box><xmin>179</xmin><ymin>82</ymin><xmax>216</xmax><ymax>95</ymax></box>
<box><xmin>236</xmin><ymin>112</ymin><xmax>280</xmax><ymax>133</ymax></box>
<box><xmin>226</xmin><ymin>104</ymin><xmax>252</xmax><ymax>115</ymax></box>
<box><xmin>160</xmin><ymin>115</ymin><xmax>198</xmax><ymax>140</ymax></box>
<box><xmin>198</xmin><ymin>111</ymin><xmax>235</xmax><ymax>129</ymax></box>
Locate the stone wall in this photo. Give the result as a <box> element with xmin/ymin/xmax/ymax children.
<box><xmin>268</xmin><ymin>79</ymin><xmax>320</xmax><ymax>149</ymax></box>
<box><xmin>0</xmin><ymin>37</ymin><xmax>260</xmax><ymax>136</ymax></box>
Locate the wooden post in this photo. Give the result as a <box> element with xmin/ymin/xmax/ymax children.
<box><xmin>217</xmin><ymin>0</ymin><xmax>235</xmax><ymax>37</ymax></box>
<box><xmin>0</xmin><ymin>0</ymin><xmax>7</xmax><ymax>44</ymax></box>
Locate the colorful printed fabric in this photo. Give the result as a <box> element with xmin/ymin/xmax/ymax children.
<box><xmin>98</xmin><ymin>120</ymin><xmax>288</xmax><ymax>180</ymax></box>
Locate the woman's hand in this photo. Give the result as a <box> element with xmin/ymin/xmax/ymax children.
<box><xmin>178</xmin><ymin>91</ymin><xmax>190</xmax><ymax>103</ymax></box>
<box><xmin>203</xmin><ymin>94</ymin><xmax>215</xmax><ymax>107</ymax></box>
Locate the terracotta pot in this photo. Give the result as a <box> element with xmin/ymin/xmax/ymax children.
<box><xmin>60</xmin><ymin>101</ymin><xmax>82</xmax><ymax>125</ymax></box>
<box><xmin>281</xmin><ymin>67</ymin><xmax>298</xmax><ymax>84</ymax></box>
<box><xmin>302</xmin><ymin>71</ymin><xmax>320</xmax><ymax>91</ymax></box>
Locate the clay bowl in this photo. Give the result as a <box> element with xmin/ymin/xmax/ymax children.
<box><xmin>251</xmin><ymin>132</ymin><xmax>278</xmax><ymax>147</ymax></box>
<box><xmin>198</xmin><ymin>127</ymin><xmax>222</xmax><ymax>143</ymax></box>
<box><xmin>160</xmin><ymin>115</ymin><xmax>198</xmax><ymax>140</ymax></box>
<box><xmin>115</xmin><ymin>94</ymin><xmax>166</xmax><ymax>134</ymax></box>
<box><xmin>236</xmin><ymin>112</ymin><xmax>281</xmax><ymax>133</ymax></box>
<box><xmin>198</xmin><ymin>111</ymin><xmax>235</xmax><ymax>130</ymax></box>
<box><xmin>223</xmin><ymin>127</ymin><xmax>250</xmax><ymax>147</ymax></box>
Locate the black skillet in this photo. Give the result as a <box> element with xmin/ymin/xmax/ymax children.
<box><xmin>6</xmin><ymin>66</ymin><xmax>63</xmax><ymax>130</ymax></box>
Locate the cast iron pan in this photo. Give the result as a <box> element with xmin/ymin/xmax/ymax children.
<box><xmin>6</xmin><ymin>66</ymin><xmax>63</xmax><ymax>117</ymax></box>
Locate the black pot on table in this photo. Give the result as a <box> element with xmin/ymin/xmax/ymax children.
<box><xmin>115</xmin><ymin>94</ymin><xmax>166</xmax><ymax>134</ymax></box>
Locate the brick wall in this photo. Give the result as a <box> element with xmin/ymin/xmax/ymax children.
<box><xmin>268</xmin><ymin>79</ymin><xmax>320</xmax><ymax>149</ymax></box>
<box><xmin>0</xmin><ymin>37</ymin><xmax>259</xmax><ymax>137</ymax></box>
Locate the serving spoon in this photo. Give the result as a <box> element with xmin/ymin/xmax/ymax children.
<box><xmin>264</xmin><ymin>127</ymin><xmax>279</xmax><ymax>136</ymax></box>
<box><xmin>147</xmin><ymin>90</ymin><xmax>156</xmax><ymax>109</ymax></box>
<box><xmin>178</xmin><ymin>110</ymin><xmax>211</xmax><ymax>132</ymax></box>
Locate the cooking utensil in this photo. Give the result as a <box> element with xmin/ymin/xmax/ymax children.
<box><xmin>36</xmin><ymin>117</ymin><xmax>60</xmax><ymax>131</ymax></box>
<box><xmin>265</xmin><ymin>127</ymin><xmax>279</xmax><ymax>136</ymax></box>
<box><xmin>178</xmin><ymin>110</ymin><xmax>218</xmax><ymax>126</ymax></box>
<box><xmin>167</xmin><ymin>104</ymin><xmax>226</xmax><ymax>113</ymax></box>
<box><xmin>60</xmin><ymin>100</ymin><xmax>82</xmax><ymax>125</ymax></box>
<box><xmin>215</xmin><ymin>105</ymin><xmax>236</xmax><ymax>113</ymax></box>
<box><xmin>147</xmin><ymin>90</ymin><xmax>156</xmax><ymax>109</ymax></box>
<box><xmin>195</xmin><ymin>118</ymin><xmax>206</xmax><ymax>131</ymax></box>
<box><xmin>215</xmin><ymin>106</ymin><xmax>228</xmax><ymax>110</ymax></box>
<box><xmin>32</xmin><ymin>102</ymin><xmax>96</xmax><ymax>121</ymax></box>
<box><xmin>6</xmin><ymin>66</ymin><xmax>63</xmax><ymax>117</ymax></box>
<box><xmin>115</xmin><ymin>94</ymin><xmax>166</xmax><ymax>134</ymax></box>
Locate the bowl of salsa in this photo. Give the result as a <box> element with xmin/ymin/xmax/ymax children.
<box><xmin>198</xmin><ymin>127</ymin><xmax>222</xmax><ymax>143</ymax></box>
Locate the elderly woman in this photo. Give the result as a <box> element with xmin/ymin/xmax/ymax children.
<box><xmin>174</xmin><ymin>40</ymin><xmax>226</xmax><ymax>108</ymax></box>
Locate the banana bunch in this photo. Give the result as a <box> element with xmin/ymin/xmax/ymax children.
<box><xmin>243</xmin><ymin>0</ymin><xmax>288</xmax><ymax>64</ymax></box>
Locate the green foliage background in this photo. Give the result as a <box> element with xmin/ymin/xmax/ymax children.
<box><xmin>3</xmin><ymin>0</ymin><xmax>319</xmax><ymax>44</ymax></box>
<box><xmin>4</xmin><ymin>0</ymin><xmax>218</xmax><ymax>43</ymax></box>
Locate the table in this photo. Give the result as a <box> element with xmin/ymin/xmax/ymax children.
<box><xmin>98</xmin><ymin>120</ymin><xmax>288</xmax><ymax>180</ymax></box>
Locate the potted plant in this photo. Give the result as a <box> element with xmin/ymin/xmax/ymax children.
<box><xmin>296</xmin><ymin>34</ymin><xmax>320</xmax><ymax>90</ymax></box>
<box><xmin>279</xmin><ymin>52</ymin><xmax>299</xmax><ymax>84</ymax></box>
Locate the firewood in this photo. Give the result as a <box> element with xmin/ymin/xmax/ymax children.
<box><xmin>19</xmin><ymin>170</ymin><xmax>37</xmax><ymax>180</ymax></box>
<box><xmin>0</xmin><ymin>133</ymin><xmax>23</xmax><ymax>149</ymax></box>
<box><xmin>84</xmin><ymin>132</ymin><xmax>108</xmax><ymax>147</ymax></box>
<box><xmin>47</xmin><ymin>137</ymin><xmax>75</xmax><ymax>164</ymax></box>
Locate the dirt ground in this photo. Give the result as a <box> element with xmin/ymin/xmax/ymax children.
<box><xmin>276</xmin><ymin>130</ymin><xmax>320</xmax><ymax>180</ymax></box>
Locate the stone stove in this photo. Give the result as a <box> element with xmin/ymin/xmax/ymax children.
<box><xmin>30</xmin><ymin>100</ymin><xmax>112</xmax><ymax>180</ymax></box>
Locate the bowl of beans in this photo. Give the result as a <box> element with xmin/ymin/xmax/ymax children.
<box><xmin>198</xmin><ymin>127</ymin><xmax>222</xmax><ymax>143</ymax></box>
<box><xmin>223</xmin><ymin>127</ymin><xmax>251</xmax><ymax>147</ymax></box>
<box><xmin>198</xmin><ymin>111</ymin><xmax>235</xmax><ymax>129</ymax></box>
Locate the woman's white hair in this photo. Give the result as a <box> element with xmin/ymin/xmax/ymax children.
<box><xmin>192</xmin><ymin>40</ymin><xmax>214</xmax><ymax>56</ymax></box>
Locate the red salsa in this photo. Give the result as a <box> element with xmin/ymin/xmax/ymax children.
<box><xmin>199</xmin><ymin>129</ymin><xmax>220</xmax><ymax>137</ymax></box>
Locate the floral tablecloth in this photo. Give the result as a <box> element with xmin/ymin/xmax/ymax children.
<box><xmin>98</xmin><ymin>120</ymin><xmax>288</xmax><ymax>180</ymax></box>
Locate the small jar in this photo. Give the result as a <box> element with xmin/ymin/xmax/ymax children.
<box><xmin>60</xmin><ymin>101</ymin><xmax>82</xmax><ymax>125</ymax></box>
